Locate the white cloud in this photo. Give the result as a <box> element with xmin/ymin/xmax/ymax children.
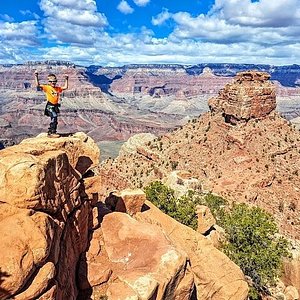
<box><xmin>211</xmin><ymin>0</ymin><xmax>300</xmax><ymax>27</ymax></box>
<box><xmin>117</xmin><ymin>0</ymin><xmax>134</xmax><ymax>14</ymax></box>
<box><xmin>38</xmin><ymin>0</ymin><xmax>108</xmax><ymax>46</ymax></box>
<box><xmin>43</xmin><ymin>0</ymin><xmax>98</xmax><ymax>11</ymax></box>
<box><xmin>152</xmin><ymin>9</ymin><xmax>172</xmax><ymax>26</ymax></box>
<box><xmin>2</xmin><ymin>26</ymin><xmax>300</xmax><ymax>66</ymax></box>
<box><xmin>0</xmin><ymin>21</ymin><xmax>40</xmax><ymax>46</ymax></box>
<box><xmin>133</xmin><ymin>0</ymin><xmax>150</xmax><ymax>7</ymax></box>
<box><xmin>40</xmin><ymin>0</ymin><xmax>107</xmax><ymax>27</ymax></box>
<box><xmin>1</xmin><ymin>0</ymin><xmax>300</xmax><ymax>66</ymax></box>
<box><xmin>20</xmin><ymin>10</ymin><xmax>40</xmax><ymax>20</ymax></box>
<box><xmin>0</xmin><ymin>14</ymin><xmax>14</xmax><ymax>22</ymax></box>
<box><xmin>34</xmin><ymin>29</ymin><xmax>300</xmax><ymax>66</ymax></box>
<box><xmin>42</xmin><ymin>19</ymin><xmax>100</xmax><ymax>44</ymax></box>
<box><xmin>166</xmin><ymin>0</ymin><xmax>300</xmax><ymax>46</ymax></box>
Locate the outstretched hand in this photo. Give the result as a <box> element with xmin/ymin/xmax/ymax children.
<box><xmin>34</xmin><ymin>71</ymin><xmax>39</xmax><ymax>76</ymax></box>
<box><xmin>64</xmin><ymin>75</ymin><xmax>69</xmax><ymax>80</ymax></box>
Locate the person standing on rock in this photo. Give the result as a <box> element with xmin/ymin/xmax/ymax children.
<box><xmin>34</xmin><ymin>72</ymin><xmax>69</xmax><ymax>137</ymax></box>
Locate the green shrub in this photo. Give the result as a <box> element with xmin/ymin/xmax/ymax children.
<box><xmin>220</xmin><ymin>203</ymin><xmax>290</xmax><ymax>299</ymax></box>
<box><xmin>144</xmin><ymin>182</ymin><xmax>290</xmax><ymax>299</ymax></box>
<box><xmin>145</xmin><ymin>182</ymin><xmax>201</xmax><ymax>229</ymax></box>
<box><xmin>144</xmin><ymin>181</ymin><xmax>177</xmax><ymax>219</ymax></box>
<box><xmin>144</xmin><ymin>182</ymin><xmax>226</xmax><ymax>230</ymax></box>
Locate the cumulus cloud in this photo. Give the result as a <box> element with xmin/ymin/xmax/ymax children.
<box><xmin>40</xmin><ymin>0</ymin><xmax>107</xmax><ymax>27</ymax></box>
<box><xmin>35</xmin><ymin>27</ymin><xmax>300</xmax><ymax>66</ymax></box>
<box><xmin>117</xmin><ymin>0</ymin><xmax>134</xmax><ymax>14</ymax></box>
<box><xmin>165</xmin><ymin>0</ymin><xmax>300</xmax><ymax>47</ymax></box>
<box><xmin>1</xmin><ymin>0</ymin><xmax>300</xmax><ymax>65</ymax></box>
<box><xmin>0</xmin><ymin>21</ymin><xmax>40</xmax><ymax>46</ymax></box>
<box><xmin>38</xmin><ymin>0</ymin><xmax>108</xmax><ymax>47</ymax></box>
<box><xmin>133</xmin><ymin>0</ymin><xmax>150</xmax><ymax>7</ymax></box>
<box><xmin>2</xmin><ymin>26</ymin><xmax>300</xmax><ymax>66</ymax></box>
<box><xmin>211</xmin><ymin>0</ymin><xmax>300</xmax><ymax>27</ymax></box>
<box><xmin>152</xmin><ymin>9</ymin><xmax>172</xmax><ymax>26</ymax></box>
<box><xmin>42</xmin><ymin>0</ymin><xmax>98</xmax><ymax>11</ymax></box>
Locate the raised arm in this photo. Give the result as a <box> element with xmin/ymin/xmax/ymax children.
<box><xmin>34</xmin><ymin>71</ymin><xmax>40</xmax><ymax>87</ymax></box>
<box><xmin>62</xmin><ymin>75</ymin><xmax>69</xmax><ymax>90</ymax></box>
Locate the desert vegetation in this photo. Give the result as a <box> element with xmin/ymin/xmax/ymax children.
<box><xmin>144</xmin><ymin>181</ymin><xmax>291</xmax><ymax>299</ymax></box>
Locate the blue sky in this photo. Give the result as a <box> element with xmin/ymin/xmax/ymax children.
<box><xmin>0</xmin><ymin>0</ymin><xmax>300</xmax><ymax>66</ymax></box>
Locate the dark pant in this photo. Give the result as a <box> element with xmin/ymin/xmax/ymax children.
<box><xmin>45</xmin><ymin>102</ymin><xmax>59</xmax><ymax>134</ymax></box>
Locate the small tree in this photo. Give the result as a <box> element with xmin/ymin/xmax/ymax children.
<box><xmin>144</xmin><ymin>182</ymin><xmax>290</xmax><ymax>299</ymax></box>
<box><xmin>144</xmin><ymin>181</ymin><xmax>177</xmax><ymax>219</ymax></box>
<box><xmin>219</xmin><ymin>203</ymin><xmax>290</xmax><ymax>299</ymax></box>
<box><xmin>144</xmin><ymin>183</ymin><xmax>226</xmax><ymax>230</ymax></box>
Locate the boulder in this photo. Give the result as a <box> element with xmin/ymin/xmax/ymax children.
<box><xmin>0</xmin><ymin>133</ymin><xmax>97</xmax><ymax>299</ymax></box>
<box><xmin>135</xmin><ymin>201</ymin><xmax>249</xmax><ymax>300</ymax></box>
<box><xmin>112</xmin><ymin>189</ymin><xmax>146</xmax><ymax>215</ymax></box>
<box><xmin>101</xmin><ymin>212</ymin><xmax>191</xmax><ymax>299</ymax></box>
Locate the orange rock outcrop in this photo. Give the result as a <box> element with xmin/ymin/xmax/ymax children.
<box><xmin>0</xmin><ymin>132</ymin><xmax>248</xmax><ymax>299</ymax></box>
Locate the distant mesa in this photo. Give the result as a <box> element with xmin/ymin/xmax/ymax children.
<box><xmin>208</xmin><ymin>70</ymin><xmax>276</xmax><ymax>125</ymax></box>
<box><xmin>200</xmin><ymin>67</ymin><xmax>215</xmax><ymax>77</ymax></box>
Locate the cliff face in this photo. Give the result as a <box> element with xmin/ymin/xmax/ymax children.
<box><xmin>0</xmin><ymin>62</ymin><xmax>180</xmax><ymax>146</ymax></box>
<box><xmin>100</xmin><ymin>71</ymin><xmax>300</xmax><ymax>240</ymax></box>
<box><xmin>208</xmin><ymin>71</ymin><xmax>276</xmax><ymax>123</ymax></box>
<box><xmin>0</xmin><ymin>132</ymin><xmax>248</xmax><ymax>300</ymax></box>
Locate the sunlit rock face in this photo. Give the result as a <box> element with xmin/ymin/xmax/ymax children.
<box><xmin>208</xmin><ymin>71</ymin><xmax>276</xmax><ymax>124</ymax></box>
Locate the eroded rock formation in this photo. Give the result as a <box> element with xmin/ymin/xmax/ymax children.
<box><xmin>208</xmin><ymin>71</ymin><xmax>276</xmax><ymax>124</ymax></box>
<box><xmin>1</xmin><ymin>62</ymin><xmax>300</xmax><ymax>147</ymax></box>
<box><xmin>0</xmin><ymin>132</ymin><xmax>249</xmax><ymax>299</ymax></box>
<box><xmin>0</xmin><ymin>132</ymin><xmax>99</xmax><ymax>299</ymax></box>
<box><xmin>99</xmin><ymin>71</ymin><xmax>300</xmax><ymax>240</ymax></box>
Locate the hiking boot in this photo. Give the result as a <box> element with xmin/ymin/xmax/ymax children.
<box><xmin>47</xmin><ymin>133</ymin><xmax>60</xmax><ymax>138</ymax></box>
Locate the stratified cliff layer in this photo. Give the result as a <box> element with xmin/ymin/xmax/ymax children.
<box><xmin>1</xmin><ymin>62</ymin><xmax>299</xmax><ymax>148</ymax></box>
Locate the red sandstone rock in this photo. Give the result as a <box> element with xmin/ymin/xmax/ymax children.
<box><xmin>0</xmin><ymin>132</ymin><xmax>99</xmax><ymax>213</ymax></box>
<box><xmin>106</xmin><ymin>281</ymin><xmax>139</xmax><ymax>299</ymax></box>
<box><xmin>282</xmin><ymin>244</ymin><xmax>300</xmax><ymax>294</ymax></box>
<box><xmin>208</xmin><ymin>71</ymin><xmax>276</xmax><ymax>123</ymax></box>
<box><xmin>100</xmin><ymin>97</ymin><xmax>300</xmax><ymax>240</ymax></box>
<box><xmin>135</xmin><ymin>201</ymin><xmax>249</xmax><ymax>299</ymax></box>
<box><xmin>0</xmin><ymin>210</ymin><xmax>55</xmax><ymax>298</ymax></box>
<box><xmin>114</xmin><ymin>189</ymin><xmax>146</xmax><ymax>215</ymax></box>
<box><xmin>36</xmin><ymin>283</ymin><xmax>57</xmax><ymax>300</ymax></box>
<box><xmin>0</xmin><ymin>133</ymin><xmax>97</xmax><ymax>300</ymax></box>
<box><xmin>101</xmin><ymin>212</ymin><xmax>190</xmax><ymax>299</ymax></box>
<box><xmin>284</xmin><ymin>286</ymin><xmax>299</xmax><ymax>300</ymax></box>
<box><xmin>196</xmin><ymin>205</ymin><xmax>216</xmax><ymax>234</ymax></box>
<box><xmin>14</xmin><ymin>262</ymin><xmax>56</xmax><ymax>300</ymax></box>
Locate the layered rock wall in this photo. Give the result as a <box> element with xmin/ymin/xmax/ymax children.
<box><xmin>110</xmin><ymin>66</ymin><xmax>231</xmax><ymax>99</ymax></box>
<box><xmin>208</xmin><ymin>71</ymin><xmax>276</xmax><ymax>124</ymax></box>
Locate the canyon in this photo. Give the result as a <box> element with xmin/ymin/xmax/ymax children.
<box><xmin>99</xmin><ymin>71</ymin><xmax>300</xmax><ymax>240</ymax></box>
<box><xmin>1</xmin><ymin>68</ymin><xmax>300</xmax><ymax>299</ymax></box>
<box><xmin>0</xmin><ymin>61</ymin><xmax>299</xmax><ymax>157</ymax></box>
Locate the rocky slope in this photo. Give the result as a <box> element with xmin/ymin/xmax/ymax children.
<box><xmin>99</xmin><ymin>71</ymin><xmax>300</xmax><ymax>241</ymax></box>
<box><xmin>0</xmin><ymin>132</ymin><xmax>249</xmax><ymax>300</ymax></box>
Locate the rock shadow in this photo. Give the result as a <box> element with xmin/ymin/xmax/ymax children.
<box><xmin>0</xmin><ymin>268</ymin><xmax>10</xmax><ymax>298</ymax></box>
